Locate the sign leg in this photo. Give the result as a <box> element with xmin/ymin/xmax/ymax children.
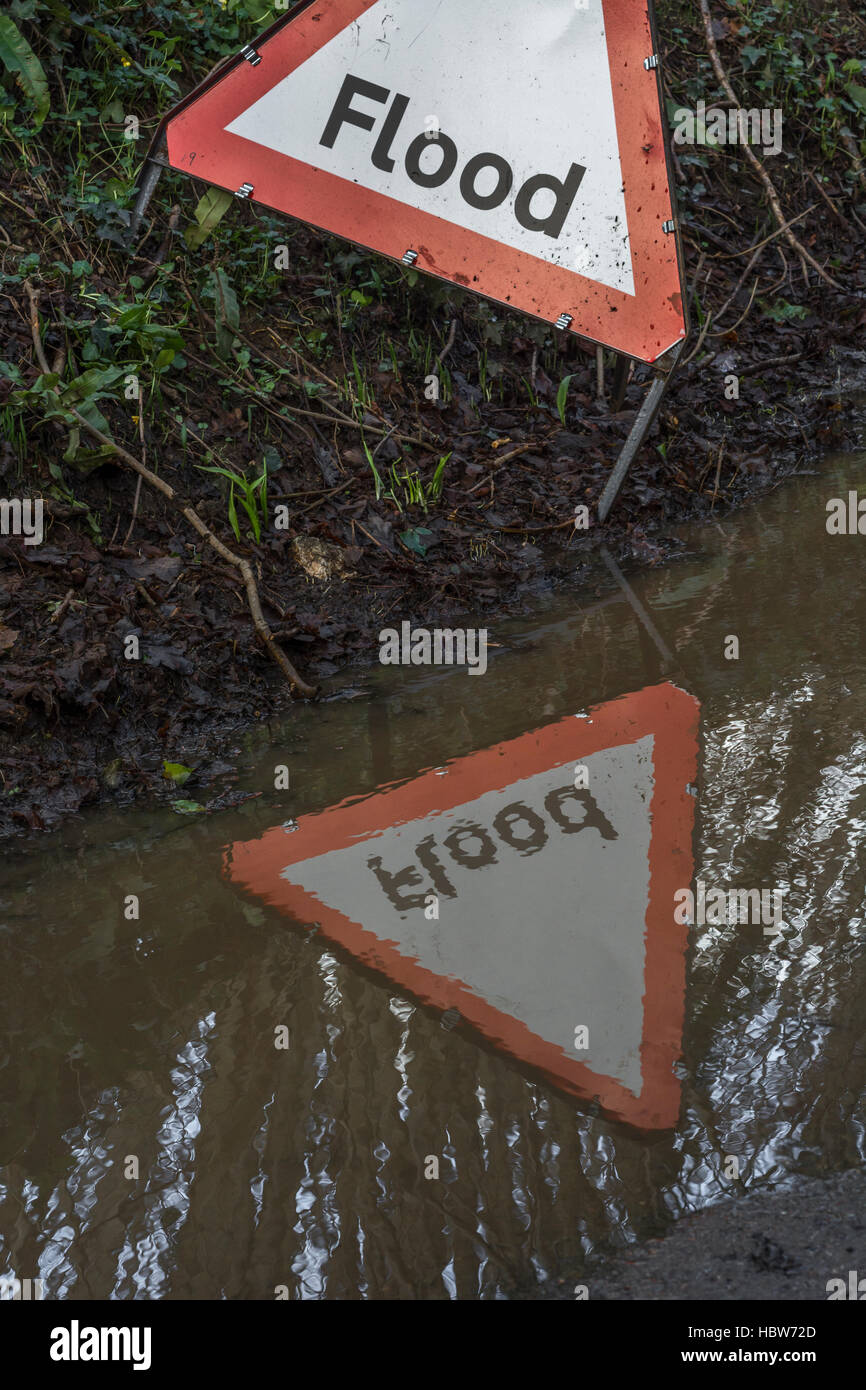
<box><xmin>597</xmin><ymin>340</ymin><xmax>685</xmax><ymax>523</ymax></box>
<box><xmin>129</xmin><ymin>155</ymin><xmax>165</xmax><ymax>244</ymax></box>
<box><xmin>610</xmin><ymin>354</ymin><xmax>631</xmax><ymax>413</ymax></box>
<box><xmin>599</xmin><ymin>545</ymin><xmax>675</xmax><ymax>670</ymax></box>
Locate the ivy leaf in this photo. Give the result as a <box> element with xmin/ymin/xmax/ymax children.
<box><xmin>762</xmin><ymin>298</ymin><xmax>809</xmax><ymax>323</ymax></box>
<box><xmin>846</xmin><ymin>82</ymin><xmax>866</xmax><ymax>112</ymax></box>
<box><xmin>741</xmin><ymin>44</ymin><xmax>766</xmax><ymax>69</ymax></box>
<box><xmin>100</xmin><ymin>96</ymin><xmax>125</xmax><ymax>124</ymax></box>
<box><xmin>60</xmin><ymin>365</ymin><xmax>126</xmax><ymax>402</ymax></box>
<box><xmin>399</xmin><ymin>526</ymin><xmax>432</xmax><ymax>556</ymax></box>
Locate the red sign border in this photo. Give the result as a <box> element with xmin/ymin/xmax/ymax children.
<box><xmin>226</xmin><ymin>681</ymin><xmax>699</xmax><ymax>1129</ymax></box>
<box><xmin>163</xmin><ymin>0</ymin><xmax>687</xmax><ymax>364</ymax></box>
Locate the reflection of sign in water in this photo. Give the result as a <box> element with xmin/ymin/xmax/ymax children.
<box><xmin>228</xmin><ymin>682</ymin><xmax>699</xmax><ymax>1128</ymax></box>
<box><xmin>162</xmin><ymin>0</ymin><xmax>686</xmax><ymax>364</ymax></box>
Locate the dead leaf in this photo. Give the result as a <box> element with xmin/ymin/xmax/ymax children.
<box><xmin>116</xmin><ymin>556</ymin><xmax>183</xmax><ymax>583</ymax></box>
<box><xmin>0</xmin><ymin>626</ymin><xmax>19</xmax><ymax>653</ymax></box>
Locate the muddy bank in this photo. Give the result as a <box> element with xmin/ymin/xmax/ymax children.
<box><xmin>0</xmin><ymin>339</ymin><xmax>863</xmax><ymax>843</ymax></box>
<box><xmin>518</xmin><ymin>1167</ymin><xmax>866</xmax><ymax>1300</ymax></box>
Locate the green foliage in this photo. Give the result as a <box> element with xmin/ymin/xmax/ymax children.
<box><xmin>399</xmin><ymin>526</ymin><xmax>433</xmax><ymax>556</ymax></box>
<box><xmin>7</xmin><ymin>295</ymin><xmax>185</xmax><ymax>467</ymax></box>
<box><xmin>664</xmin><ymin>0</ymin><xmax>866</xmax><ymax>159</ymax></box>
<box><xmin>761</xmin><ymin>298</ymin><xmax>809</xmax><ymax>323</ymax></box>
<box><xmin>0</xmin><ymin>14</ymin><xmax>49</xmax><ymax>128</ymax></box>
<box><xmin>208</xmin><ymin>266</ymin><xmax>240</xmax><ymax>358</ymax></box>
<box><xmin>428</xmin><ymin>452</ymin><xmax>450</xmax><ymax>503</ymax></box>
<box><xmin>556</xmin><ymin>374</ymin><xmax>575</xmax><ymax>426</ymax></box>
<box><xmin>371</xmin><ymin>453</ymin><xmax>452</xmax><ymax>513</ymax></box>
<box><xmin>196</xmin><ymin>460</ymin><xmax>268</xmax><ymax>544</ymax></box>
<box><xmin>163</xmin><ymin>761</ymin><xmax>193</xmax><ymax>785</ymax></box>
<box><xmin>44</xmin><ymin>459</ymin><xmax>102</xmax><ymax>540</ymax></box>
<box><xmin>361</xmin><ymin>440</ymin><xmax>384</xmax><ymax>501</ymax></box>
<box><xmin>185</xmin><ymin>187</ymin><xmax>234</xmax><ymax>250</ymax></box>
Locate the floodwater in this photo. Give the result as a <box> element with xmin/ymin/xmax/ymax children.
<box><xmin>1</xmin><ymin>452</ymin><xmax>865</xmax><ymax>1300</ymax></box>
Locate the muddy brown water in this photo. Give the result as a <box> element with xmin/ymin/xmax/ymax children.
<box><xmin>1</xmin><ymin>452</ymin><xmax>865</xmax><ymax>1300</ymax></box>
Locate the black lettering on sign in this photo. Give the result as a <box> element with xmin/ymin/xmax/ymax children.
<box><xmin>544</xmin><ymin>787</ymin><xmax>618</xmax><ymax>841</ymax></box>
<box><xmin>321</xmin><ymin>75</ymin><xmax>587</xmax><ymax>239</ymax></box>
<box><xmin>459</xmin><ymin>152</ymin><xmax>513</xmax><ymax>211</ymax></box>
<box><xmin>405</xmin><ymin>131</ymin><xmax>458</xmax><ymax>188</ymax></box>
<box><xmin>443</xmin><ymin>822</ymin><xmax>498</xmax><ymax>870</ymax></box>
<box><xmin>320</xmin><ymin>74</ymin><xmax>390</xmax><ymax>148</ymax></box>
<box><xmin>492</xmin><ymin>802</ymin><xmax>547</xmax><ymax>855</ymax></box>
<box><xmin>366</xmin><ymin>854</ymin><xmax>428</xmax><ymax>913</ymax></box>
<box><xmin>371</xmin><ymin>92</ymin><xmax>411</xmax><ymax>172</ymax></box>
<box><xmin>514</xmin><ymin>164</ymin><xmax>587</xmax><ymax>239</ymax></box>
<box><xmin>416</xmin><ymin>834</ymin><xmax>457</xmax><ymax>898</ymax></box>
<box><xmin>367</xmin><ymin>787</ymin><xmax>618</xmax><ymax>913</ymax></box>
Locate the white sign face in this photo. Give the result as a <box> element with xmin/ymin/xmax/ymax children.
<box><xmin>226</xmin><ymin>0</ymin><xmax>634</xmax><ymax>295</ymax></box>
<box><xmin>283</xmin><ymin>739</ymin><xmax>653</xmax><ymax>1095</ymax></box>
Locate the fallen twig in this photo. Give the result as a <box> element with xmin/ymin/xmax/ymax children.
<box><xmin>682</xmin><ymin>310</ymin><xmax>714</xmax><ymax>364</ymax></box>
<box><xmin>435</xmin><ymin>317</ymin><xmax>458</xmax><ymax>370</ymax></box>
<box><xmin>738</xmin><ymin>353</ymin><xmax>804</xmax><ymax>376</ymax></box>
<box><xmin>698</xmin><ymin>0</ymin><xmax>843</xmax><ymax>291</ymax></box>
<box><xmin>805</xmin><ymin>171</ymin><xmax>855</xmax><ymax>236</ymax></box>
<box><xmin>708</xmin><ymin>278</ymin><xmax>759</xmax><ymax>337</ymax></box>
<box><xmin>712</xmin><ymin>245</ymin><xmax>764</xmax><ymax>324</ymax></box>
<box><xmin>49</xmin><ymin>589</ymin><xmax>75</xmax><ymax>626</ymax></box>
<box><xmin>185</xmin><ymin>292</ymin><xmax>438</xmax><ymax>450</ymax></box>
<box><xmin>711</xmin><ymin>205</ymin><xmax>816</xmax><ymax>261</ymax></box>
<box><xmin>122</xmin><ymin>407</ymin><xmax>146</xmax><ymax>547</ymax></box>
<box><xmin>840</xmin><ymin>130</ymin><xmax>866</xmax><ymax>193</ymax></box>
<box><xmin>354</xmin><ymin>520</ymin><xmax>413</xmax><ymax>567</ymax></box>
<box><xmin>465</xmin><ymin>443</ymin><xmax>537</xmax><ymax>494</ymax></box>
<box><xmin>711</xmin><ymin>435</ymin><xmax>726</xmax><ymax>509</ymax></box>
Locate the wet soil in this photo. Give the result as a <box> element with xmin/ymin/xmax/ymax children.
<box><xmin>522</xmin><ymin>1167</ymin><xmax>866</xmax><ymax>1300</ymax></box>
<box><xmin>2</xmin><ymin>321</ymin><xmax>864</xmax><ymax>843</ymax></box>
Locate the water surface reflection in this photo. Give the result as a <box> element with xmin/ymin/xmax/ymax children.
<box><xmin>1</xmin><ymin>454</ymin><xmax>865</xmax><ymax>1299</ymax></box>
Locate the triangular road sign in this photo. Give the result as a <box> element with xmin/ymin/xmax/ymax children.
<box><xmin>226</xmin><ymin>681</ymin><xmax>699</xmax><ymax>1129</ymax></box>
<box><xmin>163</xmin><ymin>0</ymin><xmax>687</xmax><ymax>364</ymax></box>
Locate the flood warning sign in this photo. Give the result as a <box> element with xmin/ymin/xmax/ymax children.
<box><xmin>164</xmin><ymin>0</ymin><xmax>686</xmax><ymax>362</ymax></box>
